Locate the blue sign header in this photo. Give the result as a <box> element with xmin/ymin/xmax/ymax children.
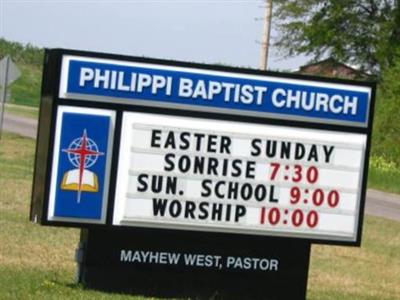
<box><xmin>61</xmin><ymin>58</ymin><xmax>371</xmax><ymax>126</ymax></box>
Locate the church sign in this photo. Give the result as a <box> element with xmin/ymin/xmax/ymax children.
<box><xmin>30</xmin><ymin>49</ymin><xmax>375</xmax><ymax>298</ymax></box>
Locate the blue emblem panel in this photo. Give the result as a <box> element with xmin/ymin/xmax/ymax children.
<box><xmin>48</xmin><ymin>107</ymin><xmax>115</xmax><ymax>223</ymax></box>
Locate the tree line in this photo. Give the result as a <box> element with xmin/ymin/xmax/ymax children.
<box><xmin>0</xmin><ymin>38</ymin><xmax>44</xmax><ymax>66</ymax></box>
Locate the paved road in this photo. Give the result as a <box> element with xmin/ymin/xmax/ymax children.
<box><xmin>2</xmin><ymin>112</ymin><xmax>37</xmax><ymax>139</ymax></box>
<box><xmin>365</xmin><ymin>189</ymin><xmax>400</xmax><ymax>222</ymax></box>
<box><xmin>2</xmin><ymin>113</ymin><xmax>400</xmax><ymax>222</ymax></box>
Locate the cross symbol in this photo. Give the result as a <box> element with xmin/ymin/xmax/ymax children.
<box><xmin>62</xmin><ymin>129</ymin><xmax>104</xmax><ymax>202</ymax></box>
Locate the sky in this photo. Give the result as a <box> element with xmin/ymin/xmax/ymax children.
<box><xmin>0</xmin><ymin>0</ymin><xmax>308</xmax><ymax>71</ymax></box>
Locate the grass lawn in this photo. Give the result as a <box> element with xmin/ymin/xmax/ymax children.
<box><xmin>1</xmin><ymin>132</ymin><xmax>399</xmax><ymax>299</ymax></box>
<box><xmin>368</xmin><ymin>167</ymin><xmax>400</xmax><ymax>194</ymax></box>
<box><xmin>308</xmin><ymin>217</ymin><xmax>400</xmax><ymax>299</ymax></box>
<box><xmin>368</xmin><ymin>157</ymin><xmax>400</xmax><ymax>194</ymax></box>
<box><xmin>9</xmin><ymin>63</ymin><xmax>42</xmax><ymax>107</ymax></box>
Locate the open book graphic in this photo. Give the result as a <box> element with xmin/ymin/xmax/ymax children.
<box><xmin>61</xmin><ymin>169</ymin><xmax>99</xmax><ymax>192</ymax></box>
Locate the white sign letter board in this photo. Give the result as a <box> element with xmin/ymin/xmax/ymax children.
<box><xmin>114</xmin><ymin>112</ymin><xmax>366</xmax><ymax>242</ymax></box>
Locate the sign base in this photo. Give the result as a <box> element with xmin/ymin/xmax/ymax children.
<box><xmin>76</xmin><ymin>228</ymin><xmax>311</xmax><ymax>300</ymax></box>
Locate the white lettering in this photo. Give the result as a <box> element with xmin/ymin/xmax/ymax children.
<box><xmin>344</xmin><ymin>96</ymin><xmax>358</xmax><ymax>115</ymax></box>
<box><xmin>272</xmin><ymin>88</ymin><xmax>286</xmax><ymax>108</ymax></box>
<box><xmin>137</xmin><ymin>73</ymin><xmax>152</xmax><ymax>92</ymax></box>
<box><xmin>315</xmin><ymin>93</ymin><xmax>329</xmax><ymax>112</ymax></box>
<box><xmin>94</xmin><ymin>68</ymin><xmax>110</xmax><ymax>89</ymax></box>
<box><xmin>226</xmin><ymin>256</ymin><xmax>279</xmax><ymax>271</ymax></box>
<box><xmin>208</xmin><ymin>81</ymin><xmax>223</xmax><ymax>99</ymax></box>
<box><xmin>329</xmin><ymin>94</ymin><xmax>343</xmax><ymax>114</ymax></box>
<box><xmin>254</xmin><ymin>86</ymin><xmax>267</xmax><ymax>105</ymax></box>
<box><xmin>240</xmin><ymin>85</ymin><xmax>254</xmax><ymax>104</ymax></box>
<box><xmin>120</xmin><ymin>249</ymin><xmax>132</xmax><ymax>262</ymax></box>
<box><xmin>222</xmin><ymin>82</ymin><xmax>235</xmax><ymax>101</ymax></box>
<box><xmin>179</xmin><ymin>78</ymin><xmax>193</xmax><ymax>97</ymax></box>
<box><xmin>117</xmin><ymin>71</ymin><xmax>130</xmax><ymax>91</ymax></box>
<box><xmin>152</xmin><ymin>75</ymin><xmax>167</xmax><ymax>94</ymax></box>
<box><xmin>192</xmin><ymin>80</ymin><xmax>208</xmax><ymax>99</ymax></box>
<box><xmin>272</xmin><ymin>88</ymin><xmax>358</xmax><ymax>116</ymax></box>
<box><xmin>286</xmin><ymin>89</ymin><xmax>301</xmax><ymax>109</ymax></box>
<box><xmin>79</xmin><ymin>67</ymin><xmax>94</xmax><ymax>87</ymax></box>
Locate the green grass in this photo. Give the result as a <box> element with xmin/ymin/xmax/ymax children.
<box><xmin>368</xmin><ymin>156</ymin><xmax>400</xmax><ymax>194</ymax></box>
<box><xmin>0</xmin><ymin>132</ymin><xmax>399</xmax><ymax>299</ymax></box>
<box><xmin>368</xmin><ymin>165</ymin><xmax>400</xmax><ymax>194</ymax></box>
<box><xmin>9</xmin><ymin>62</ymin><xmax>42</xmax><ymax>107</ymax></box>
<box><xmin>307</xmin><ymin>216</ymin><xmax>400</xmax><ymax>299</ymax></box>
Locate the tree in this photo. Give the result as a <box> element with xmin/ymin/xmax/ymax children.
<box><xmin>373</xmin><ymin>49</ymin><xmax>400</xmax><ymax>165</ymax></box>
<box><xmin>0</xmin><ymin>38</ymin><xmax>44</xmax><ymax>66</ymax></box>
<box><xmin>273</xmin><ymin>0</ymin><xmax>400</xmax><ymax>75</ymax></box>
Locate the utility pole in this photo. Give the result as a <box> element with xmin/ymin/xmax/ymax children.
<box><xmin>260</xmin><ymin>0</ymin><xmax>273</xmax><ymax>71</ymax></box>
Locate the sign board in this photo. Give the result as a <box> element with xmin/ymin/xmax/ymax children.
<box><xmin>113</xmin><ymin>112</ymin><xmax>366</xmax><ymax>242</ymax></box>
<box><xmin>0</xmin><ymin>56</ymin><xmax>21</xmax><ymax>140</ymax></box>
<box><xmin>31</xmin><ymin>49</ymin><xmax>375</xmax><ymax>246</ymax></box>
<box><xmin>0</xmin><ymin>56</ymin><xmax>21</xmax><ymax>86</ymax></box>
<box><xmin>59</xmin><ymin>55</ymin><xmax>370</xmax><ymax>127</ymax></box>
<box><xmin>77</xmin><ymin>227</ymin><xmax>311</xmax><ymax>299</ymax></box>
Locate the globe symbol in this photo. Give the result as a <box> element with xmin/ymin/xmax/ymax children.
<box><xmin>67</xmin><ymin>136</ymin><xmax>100</xmax><ymax>169</ymax></box>
<box><xmin>61</xmin><ymin>130</ymin><xmax>104</xmax><ymax>201</ymax></box>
